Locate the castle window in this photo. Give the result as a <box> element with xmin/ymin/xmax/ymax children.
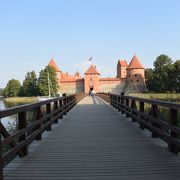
<box><xmin>131</xmin><ymin>80</ymin><xmax>133</xmax><ymax>82</ymax></box>
<box><xmin>135</xmin><ymin>74</ymin><xmax>137</xmax><ymax>77</ymax></box>
<box><xmin>137</xmin><ymin>80</ymin><xmax>139</xmax><ymax>82</ymax></box>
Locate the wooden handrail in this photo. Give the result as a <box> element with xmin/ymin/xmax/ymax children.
<box><xmin>97</xmin><ymin>92</ymin><xmax>180</xmax><ymax>154</ymax></box>
<box><xmin>0</xmin><ymin>93</ymin><xmax>86</xmax><ymax>180</ymax></box>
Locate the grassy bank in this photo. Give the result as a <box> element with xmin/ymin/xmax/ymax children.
<box><xmin>128</xmin><ymin>93</ymin><xmax>180</xmax><ymax>127</ymax></box>
<box><xmin>4</xmin><ymin>97</ymin><xmax>38</xmax><ymax>103</ymax></box>
<box><xmin>128</xmin><ymin>93</ymin><xmax>180</xmax><ymax>102</ymax></box>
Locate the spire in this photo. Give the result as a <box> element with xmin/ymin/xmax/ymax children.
<box><xmin>127</xmin><ymin>55</ymin><xmax>144</xmax><ymax>69</ymax></box>
<box><xmin>85</xmin><ymin>64</ymin><xmax>100</xmax><ymax>75</ymax></box>
<box><xmin>48</xmin><ymin>58</ymin><xmax>61</xmax><ymax>72</ymax></box>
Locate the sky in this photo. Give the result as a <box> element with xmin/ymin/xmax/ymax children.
<box><xmin>0</xmin><ymin>0</ymin><xmax>180</xmax><ymax>88</ymax></box>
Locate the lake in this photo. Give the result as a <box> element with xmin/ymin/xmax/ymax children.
<box><xmin>0</xmin><ymin>97</ymin><xmax>37</xmax><ymax>128</ymax></box>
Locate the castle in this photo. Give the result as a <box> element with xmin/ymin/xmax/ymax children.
<box><xmin>49</xmin><ymin>54</ymin><xmax>146</xmax><ymax>95</ymax></box>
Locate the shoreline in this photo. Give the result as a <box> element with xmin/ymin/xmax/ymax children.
<box><xmin>4</xmin><ymin>97</ymin><xmax>38</xmax><ymax>103</ymax></box>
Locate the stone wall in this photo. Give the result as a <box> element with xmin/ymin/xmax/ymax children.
<box><xmin>124</xmin><ymin>81</ymin><xmax>147</xmax><ymax>94</ymax></box>
<box><xmin>99</xmin><ymin>79</ymin><xmax>126</xmax><ymax>94</ymax></box>
<box><xmin>59</xmin><ymin>80</ymin><xmax>84</xmax><ymax>94</ymax></box>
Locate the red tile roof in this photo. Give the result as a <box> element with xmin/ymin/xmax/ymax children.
<box><xmin>118</xmin><ymin>60</ymin><xmax>128</xmax><ymax>67</ymax></box>
<box><xmin>85</xmin><ymin>65</ymin><xmax>100</xmax><ymax>75</ymax></box>
<box><xmin>127</xmin><ymin>55</ymin><xmax>144</xmax><ymax>69</ymax></box>
<box><xmin>49</xmin><ymin>58</ymin><xmax>61</xmax><ymax>72</ymax></box>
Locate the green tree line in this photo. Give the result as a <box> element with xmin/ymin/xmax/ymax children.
<box><xmin>3</xmin><ymin>66</ymin><xmax>59</xmax><ymax>98</ymax></box>
<box><xmin>0</xmin><ymin>88</ymin><xmax>4</xmax><ymax>96</ymax></box>
<box><xmin>145</xmin><ymin>54</ymin><xmax>180</xmax><ymax>93</ymax></box>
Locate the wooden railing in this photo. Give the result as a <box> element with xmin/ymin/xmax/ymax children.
<box><xmin>97</xmin><ymin>93</ymin><xmax>180</xmax><ymax>154</ymax></box>
<box><xmin>0</xmin><ymin>93</ymin><xmax>86</xmax><ymax>179</ymax></box>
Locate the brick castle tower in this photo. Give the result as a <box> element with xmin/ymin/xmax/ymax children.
<box><xmin>48</xmin><ymin>54</ymin><xmax>146</xmax><ymax>94</ymax></box>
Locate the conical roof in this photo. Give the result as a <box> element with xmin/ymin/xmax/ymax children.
<box><xmin>127</xmin><ymin>55</ymin><xmax>144</xmax><ymax>69</ymax></box>
<box><xmin>49</xmin><ymin>58</ymin><xmax>61</xmax><ymax>72</ymax></box>
<box><xmin>85</xmin><ymin>65</ymin><xmax>100</xmax><ymax>75</ymax></box>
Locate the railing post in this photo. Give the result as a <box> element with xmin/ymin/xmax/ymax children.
<box><xmin>150</xmin><ymin>104</ymin><xmax>159</xmax><ymax>138</ymax></box>
<box><xmin>68</xmin><ymin>97</ymin><xmax>72</xmax><ymax>110</ymax></box>
<box><xmin>54</xmin><ymin>101</ymin><xmax>58</xmax><ymax>124</ymax></box>
<box><xmin>46</xmin><ymin>103</ymin><xmax>51</xmax><ymax>131</ymax></box>
<box><xmin>59</xmin><ymin>99</ymin><xmax>63</xmax><ymax>119</ymax></box>
<box><xmin>115</xmin><ymin>96</ymin><xmax>118</xmax><ymax>109</ymax></box>
<box><xmin>0</xmin><ymin>125</ymin><xmax>3</xmax><ymax>180</ymax></box>
<box><xmin>18</xmin><ymin>111</ymin><xmax>28</xmax><ymax>157</ymax></box>
<box><xmin>130</xmin><ymin>100</ymin><xmax>137</xmax><ymax>122</ymax></box>
<box><xmin>66</xmin><ymin>97</ymin><xmax>70</xmax><ymax>112</ymax></box>
<box><xmin>125</xmin><ymin>98</ymin><xmax>129</xmax><ymax>117</ymax></box>
<box><xmin>139</xmin><ymin>101</ymin><xmax>145</xmax><ymax>129</ymax></box>
<box><xmin>35</xmin><ymin>107</ymin><xmax>42</xmax><ymax>140</ymax></box>
<box><xmin>117</xmin><ymin>96</ymin><xmax>121</xmax><ymax>111</ymax></box>
<box><xmin>111</xmin><ymin>95</ymin><xmax>114</xmax><ymax>107</ymax></box>
<box><xmin>63</xmin><ymin>96</ymin><xmax>67</xmax><ymax>115</ymax></box>
<box><xmin>121</xmin><ymin>94</ymin><xmax>125</xmax><ymax>114</ymax></box>
<box><xmin>168</xmin><ymin>108</ymin><xmax>179</xmax><ymax>154</ymax></box>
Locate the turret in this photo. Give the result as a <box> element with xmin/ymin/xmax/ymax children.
<box><xmin>125</xmin><ymin>54</ymin><xmax>146</xmax><ymax>93</ymax></box>
<box><xmin>126</xmin><ymin>54</ymin><xmax>145</xmax><ymax>84</ymax></box>
<box><xmin>117</xmin><ymin>60</ymin><xmax>128</xmax><ymax>78</ymax></box>
<box><xmin>84</xmin><ymin>64</ymin><xmax>100</xmax><ymax>93</ymax></box>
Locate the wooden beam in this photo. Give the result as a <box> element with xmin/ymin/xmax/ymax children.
<box><xmin>18</xmin><ymin>111</ymin><xmax>28</xmax><ymax>157</ymax></box>
<box><xmin>0</xmin><ymin>125</ymin><xmax>3</xmax><ymax>180</ymax></box>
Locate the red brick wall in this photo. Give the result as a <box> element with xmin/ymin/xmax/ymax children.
<box><xmin>84</xmin><ymin>74</ymin><xmax>100</xmax><ymax>93</ymax></box>
<box><xmin>99</xmin><ymin>79</ymin><xmax>126</xmax><ymax>94</ymax></box>
<box><xmin>60</xmin><ymin>80</ymin><xmax>84</xmax><ymax>94</ymax></box>
<box><xmin>117</xmin><ymin>66</ymin><xmax>127</xmax><ymax>78</ymax></box>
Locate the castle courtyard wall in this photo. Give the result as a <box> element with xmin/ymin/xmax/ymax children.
<box><xmin>59</xmin><ymin>80</ymin><xmax>84</xmax><ymax>94</ymax></box>
<box><xmin>99</xmin><ymin>78</ymin><xmax>126</xmax><ymax>94</ymax></box>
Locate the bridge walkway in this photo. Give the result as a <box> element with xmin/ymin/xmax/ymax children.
<box><xmin>4</xmin><ymin>96</ymin><xmax>180</xmax><ymax>180</ymax></box>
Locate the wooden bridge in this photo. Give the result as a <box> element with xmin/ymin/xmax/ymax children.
<box><xmin>0</xmin><ymin>93</ymin><xmax>180</xmax><ymax>179</ymax></box>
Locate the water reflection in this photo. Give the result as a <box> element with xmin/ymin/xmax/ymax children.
<box><xmin>0</xmin><ymin>97</ymin><xmax>37</xmax><ymax>129</ymax></box>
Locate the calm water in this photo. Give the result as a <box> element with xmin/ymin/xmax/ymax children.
<box><xmin>0</xmin><ymin>97</ymin><xmax>36</xmax><ymax>128</ymax></box>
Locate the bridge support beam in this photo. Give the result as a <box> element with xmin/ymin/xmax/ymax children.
<box><xmin>46</xmin><ymin>103</ymin><xmax>52</xmax><ymax>131</ymax></box>
<box><xmin>54</xmin><ymin>101</ymin><xmax>58</xmax><ymax>124</ymax></box>
<box><xmin>35</xmin><ymin>107</ymin><xmax>42</xmax><ymax>140</ymax></box>
<box><xmin>18</xmin><ymin>112</ymin><xmax>28</xmax><ymax>157</ymax></box>
<box><xmin>59</xmin><ymin>99</ymin><xmax>63</xmax><ymax>119</ymax></box>
<box><xmin>139</xmin><ymin>101</ymin><xmax>145</xmax><ymax>129</ymax></box>
<box><xmin>168</xmin><ymin>109</ymin><xmax>179</xmax><ymax>154</ymax></box>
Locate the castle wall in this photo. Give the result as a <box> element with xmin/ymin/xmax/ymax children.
<box><xmin>99</xmin><ymin>78</ymin><xmax>126</xmax><ymax>94</ymax></box>
<box><xmin>59</xmin><ymin>80</ymin><xmax>84</xmax><ymax>94</ymax></box>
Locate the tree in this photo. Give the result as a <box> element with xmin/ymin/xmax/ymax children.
<box><xmin>20</xmin><ymin>71</ymin><xmax>38</xmax><ymax>96</ymax></box>
<box><xmin>145</xmin><ymin>68</ymin><xmax>154</xmax><ymax>91</ymax></box>
<box><xmin>153</xmin><ymin>54</ymin><xmax>173</xmax><ymax>92</ymax></box>
<box><xmin>0</xmin><ymin>88</ymin><xmax>4</xmax><ymax>96</ymax></box>
<box><xmin>169</xmin><ymin>60</ymin><xmax>180</xmax><ymax>92</ymax></box>
<box><xmin>38</xmin><ymin>66</ymin><xmax>59</xmax><ymax>96</ymax></box>
<box><xmin>3</xmin><ymin>79</ymin><xmax>21</xmax><ymax>98</ymax></box>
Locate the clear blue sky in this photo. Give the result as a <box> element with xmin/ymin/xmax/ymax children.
<box><xmin>0</xmin><ymin>0</ymin><xmax>180</xmax><ymax>88</ymax></box>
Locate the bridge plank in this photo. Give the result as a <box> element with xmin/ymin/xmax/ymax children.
<box><xmin>3</xmin><ymin>96</ymin><xmax>180</xmax><ymax>180</ymax></box>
